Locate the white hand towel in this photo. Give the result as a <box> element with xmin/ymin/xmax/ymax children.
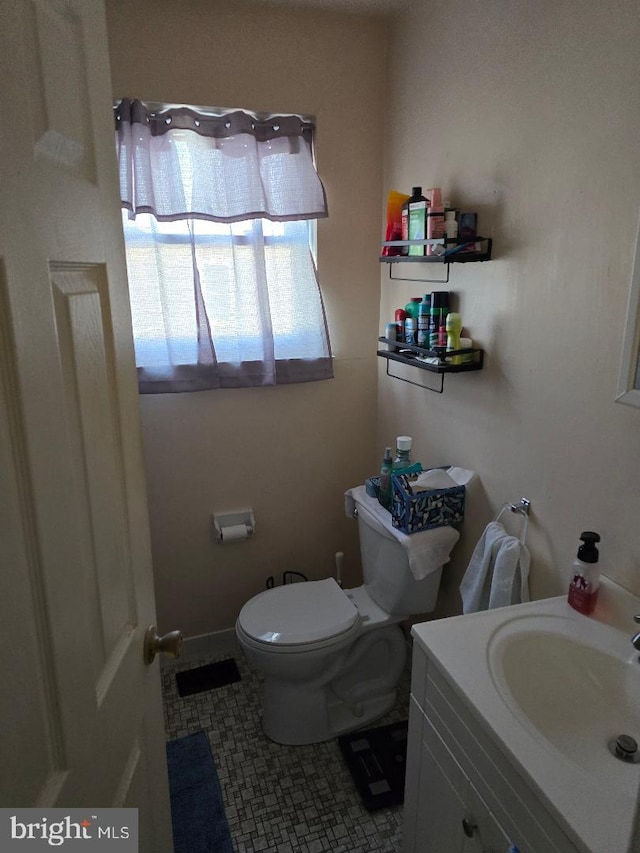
<box><xmin>460</xmin><ymin>521</ymin><xmax>531</xmax><ymax>613</ymax></box>
<box><xmin>459</xmin><ymin>521</ymin><xmax>508</xmax><ymax>613</ymax></box>
<box><xmin>488</xmin><ymin>535</ymin><xmax>531</xmax><ymax>609</ymax></box>
<box><xmin>344</xmin><ymin>485</ymin><xmax>459</xmax><ymax>581</ymax></box>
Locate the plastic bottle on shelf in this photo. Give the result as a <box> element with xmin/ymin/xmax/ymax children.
<box><xmin>404</xmin><ymin>316</ymin><xmax>417</xmax><ymax>346</ymax></box>
<box><xmin>400</xmin><ymin>194</ymin><xmax>412</xmax><ymax>252</ymax></box>
<box><xmin>404</xmin><ymin>297</ymin><xmax>421</xmax><ymax>322</ymax></box>
<box><xmin>459</xmin><ymin>335</ymin><xmax>474</xmax><ymax>363</ymax></box>
<box><xmin>445</xmin><ymin>312</ymin><xmax>462</xmax><ymax>364</ymax></box>
<box><xmin>417</xmin><ymin>294</ymin><xmax>431</xmax><ymax>348</ymax></box>
<box><xmin>384</xmin><ymin>323</ymin><xmax>397</xmax><ymax>352</ymax></box>
<box><xmin>444</xmin><ymin>209</ymin><xmax>458</xmax><ymax>252</ymax></box>
<box><xmin>567</xmin><ymin>532</ymin><xmax>601</xmax><ymax>615</ymax></box>
<box><xmin>378</xmin><ymin>447</ymin><xmax>394</xmax><ymax>509</ymax></box>
<box><xmin>395</xmin><ymin>308</ymin><xmax>407</xmax><ymax>343</ymax></box>
<box><xmin>402</xmin><ymin>187</ymin><xmax>429</xmax><ymax>256</ymax></box>
<box><xmin>438</xmin><ymin>303</ymin><xmax>450</xmax><ymax>348</ymax></box>
<box><xmin>382</xmin><ymin>190</ymin><xmax>411</xmax><ymax>257</ymax></box>
<box><xmin>429</xmin><ymin>291</ymin><xmax>450</xmax><ymax>350</ymax></box>
<box><xmin>426</xmin><ymin>188</ymin><xmax>446</xmax><ymax>257</ymax></box>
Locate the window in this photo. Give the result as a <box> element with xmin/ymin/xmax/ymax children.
<box><xmin>115</xmin><ymin>99</ymin><xmax>333</xmax><ymax>393</ymax></box>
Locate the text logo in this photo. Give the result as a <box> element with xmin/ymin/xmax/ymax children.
<box><xmin>1</xmin><ymin>810</ymin><xmax>138</xmax><ymax>851</ymax></box>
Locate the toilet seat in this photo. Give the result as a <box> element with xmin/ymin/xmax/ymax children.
<box><xmin>237</xmin><ymin>578</ymin><xmax>360</xmax><ymax>648</ymax></box>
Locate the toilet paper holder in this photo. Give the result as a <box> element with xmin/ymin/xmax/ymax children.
<box><xmin>212</xmin><ymin>509</ymin><xmax>255</xmax><ymax>544</ymax></box>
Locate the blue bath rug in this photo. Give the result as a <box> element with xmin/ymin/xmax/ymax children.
<box><xmin>166</xmin><ymin>731</ymin><xmax>234</xmax><ymax>853</ymax></box>
<box><xmin>338</xmin><ymin>720</ymin><xmax>408</xmax><ymax>811</ymax></box>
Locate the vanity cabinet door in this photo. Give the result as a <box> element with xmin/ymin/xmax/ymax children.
<box><xmin>415</xmin><ymin>736</ymin><xmax>511</xmax><ymax>853</ymax></box>
<box><xmin>465</xmin><ymin>784</ymin><xmax>511</xmax><ymax>853</ymax></box>
<box><xmin>406</xmin><ymin>700</ymin><xmax>514</xmax><ymax>853</ymax></box>
<box><xmin>416</xmin><ymin>735</ymin><xmax>468</xmax><ymax>853</ymax></box>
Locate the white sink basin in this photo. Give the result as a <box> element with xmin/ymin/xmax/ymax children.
<box><xmin>487</xmin><ymin>613</ymin><xmax>640</xmax><ymax>774</ymax></box>
<box><xmin>412</xmin><ymin>579</ymin><xmax>640</xmax><ymax>852</ymax></box>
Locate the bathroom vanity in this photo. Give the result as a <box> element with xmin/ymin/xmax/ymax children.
<box><xmin>404</xmin><ymin>578</ymin><xmax>640</xmax><ymax>853</ymax></box>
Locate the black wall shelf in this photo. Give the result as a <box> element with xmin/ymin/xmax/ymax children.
<box><xmin>377</xmin><ymin>337</ymin><xmax>484</xmax><ymax>393</ymax></box>
<box><xmin>380</xmin><ymin>237</ymin><xmax>492</xmax><ymax>283</ymax></box>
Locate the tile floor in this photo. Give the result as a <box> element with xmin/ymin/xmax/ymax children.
<box><xmin>161</xmin><ymin>642</ymin><xmax>412</xmax><ymax>853</ymax></box>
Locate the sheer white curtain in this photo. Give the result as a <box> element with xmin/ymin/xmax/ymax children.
<box><xmin>115</xmin><ymin>99</ymin><xmax>333</xmax><ymax>392</ymax></box>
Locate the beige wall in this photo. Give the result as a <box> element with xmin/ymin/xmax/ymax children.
<box><xmin>105</xmin><ymin>0</ymin><xmax>387</xmax><ymax>637</ymax></box>
<box><xmin>381</xmin><ymin>0</ymin><xmax>640</xmax><ymax>617</ymax></box>
<box><xmin>107</xmin><ymin>0</ymin><xmax>640</xmax><ymax>639</ymax></box>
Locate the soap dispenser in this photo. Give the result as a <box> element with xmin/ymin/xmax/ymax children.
<box><xmin>567</xmin><ymin>531</ymin><xmax>601</xmax><ymax>615</ymax></box>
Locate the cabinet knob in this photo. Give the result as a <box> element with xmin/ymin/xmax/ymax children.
<box><xmin>462</xmin><ymin>817</ymin><xmax>477</xmax><ymax>838</ymax></box>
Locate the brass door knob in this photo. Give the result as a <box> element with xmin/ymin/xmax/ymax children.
<box><xmin>143</xmin><ymin>625</ymin><xmax>183</xmax><ymax>665</ymax></box>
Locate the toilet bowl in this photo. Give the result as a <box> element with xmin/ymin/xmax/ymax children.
<box><xmin>235</xmin><ymin>490</ymin><xmax>453</xmax><ymax>745</ymax></box>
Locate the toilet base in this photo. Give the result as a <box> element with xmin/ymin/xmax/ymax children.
<box><xmin>259</xmin><ymin>624</ymin><xmax>407</xmax><ymax>745</ymax></box>
<box><xmin>328</xmin><ymin>690</ymin><xmax>397</xmax><ymax>740</ymax></box>
<box><xmin>262</xmin><ymin>677</ymin><xmax>397</xmax><ymax>745</ymax></box>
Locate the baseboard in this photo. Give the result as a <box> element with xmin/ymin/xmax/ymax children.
<box><xmin>162</xmin><ymin>623</ymin><xmax>412</xmax><ymax>669</ymax></box>
<box><xmin>161</xmin><ymin>627</ymin><xmax>240</xmax><ymax>668</ymax></box>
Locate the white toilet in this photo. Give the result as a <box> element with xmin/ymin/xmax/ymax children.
<box><xmin>235</xmin><ymin>491</ymin><xmax>453</xmax><ymax>745</ymax></box>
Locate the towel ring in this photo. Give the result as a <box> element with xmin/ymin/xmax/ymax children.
<box><xmin>495</xmin><ymin>498</ymin><xmax>530</xmax><ymax>545</ymax></box>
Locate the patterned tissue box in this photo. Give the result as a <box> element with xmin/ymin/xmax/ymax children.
<box><xmin>391</xmin><ymin>473</ymin><xmax>465</xmax><ymax>534</ymax></box>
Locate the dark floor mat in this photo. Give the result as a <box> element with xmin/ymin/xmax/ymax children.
<box><xmin>338</xmin><ymin>720</ymin><xmax>408</xmax><ymax>811</ymax></box>
<box><xmin>166</xmin><ymin>731</ymin><xmax>234</xmax><ymax>852</ymax></box>
<box><xmin>176</xmin><ymin>658</ymin><xmax>241</xmax><ymax>697</ymax></box>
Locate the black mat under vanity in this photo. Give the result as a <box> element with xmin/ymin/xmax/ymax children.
<box><xmin>338</xmin><ymin>720</ymin><xmax>408</xmax><ymax>811</ymax></box>
<box><xmin>175</xmin><ymin>658</ymin><xmax>241</xmax><ymax>697</ymax></box>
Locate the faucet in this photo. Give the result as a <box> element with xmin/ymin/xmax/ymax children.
<box><xmin>632</xmin><ymin>615</ymin><xmax>640</xmax><ymax>651</ymax></box>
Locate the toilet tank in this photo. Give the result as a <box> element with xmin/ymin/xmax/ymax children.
<box><xmin>356</xmin><ymin>503</ymin><xmax>443</xmax><ymax>617</ymax></box>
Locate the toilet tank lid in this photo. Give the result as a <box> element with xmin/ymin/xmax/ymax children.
<box><xmin>238</xmin><ymin>578</ymin><xmax>359</xmax><ymax>645</ymax></box>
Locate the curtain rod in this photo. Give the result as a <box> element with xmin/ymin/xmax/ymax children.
<box><xmin>114</xmin><ymin>98</ymin><xmax>316</xmax><ymax>127</ymax></box>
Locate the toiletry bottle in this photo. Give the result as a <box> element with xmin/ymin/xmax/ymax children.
<box><xmin>429</xmin><ymin>291</ymin><xmax>444</xmax><ymax>349</ymax></box>
<box><xmin>567</xmin><ymin>532</ymin><xmax>601</xmax><ymax>615</ymax></box>
<box><xmin>437</xmin><ymin>301</ymin><xmax>450</xmax><ymax>349</ymax></box>
<box><xmin>384</xmin><ymin>323</ymin><xmax>397</xmax><ymax>352</ymax></box>
<box><xmin>395</xmin><ymin>308</ymin><xmax>407</xmax><ymax>343</ymax></box>
<box><xmin>404</xmin><ymin>297</ymin><xmax>421</xmax><ymax>322</ymax></box>
<box><xmin>445</xmin><ymin>312</ymin><xmax>462</xmax><ymax>364</ymax></box>
<box><xmin>382</xmin><ymin>190</ymin><xmax>410</xmax><ymax>256</ymax></box>
<box><xmin>444</xmin><ymin>209</ymin><xmax>458</xmax><ymax>251</ymax></box>
<box><xmin>403</xmin><ymin>187</ymin><xmax>428</xmax><ymax>256</ymax></box>
<box><xmin>429</xmin><ymin>291</ymin><xmax>450</xmax><ymax>351</ymax></box>
<box><xmin>393</xmin><ymin>436</ymin><xmax>413</xmax><ymax>473</ymax></box>
<box><xmin>426</xmin><ymin>188</ymin><xmax>446</xmax><ymax>256</ymax></box>
<box><xmin>379</xmin><ymin>447</ymin><xmax>394</xmax><ymax>509</ymax></box>
<box><xmin>400</xmin><ymin>195</ymin><xmax>410</xmax><ymax>255</ymax></box>
<box><xmin>404</xmin><ymin>316</ymin><xmax>417</xmax><ymax>346</ymax></box>
<box><xmin>417</xmin><ymin>294</ymin><xmax>431</xmax><ymax>348</ymax></box>
<box><xmin>459</xmin><ymin>335</ymin><xmax>474</xmax><ymax>363</ymax></box>
<box><xmin>459</xmin><ymin>211</ymin><xmax>478</xmax><ymax>252</ymax></box>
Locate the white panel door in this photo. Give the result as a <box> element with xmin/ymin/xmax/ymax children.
<box><xmin>0</xmin><ymin>1</ymin><xmax>173</xmax><ymax>849</ymax></box>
